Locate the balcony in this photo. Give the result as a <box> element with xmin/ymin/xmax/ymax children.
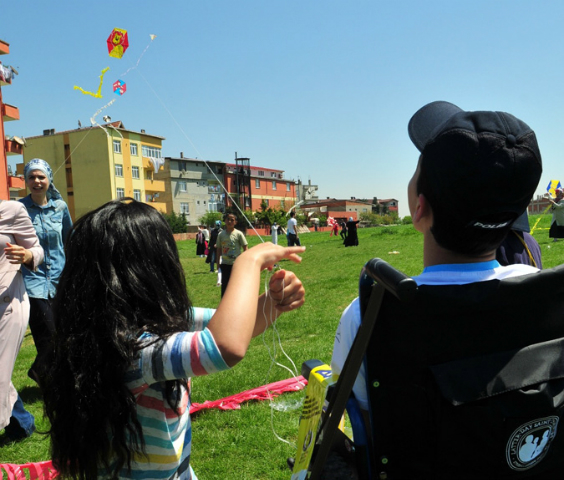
<box><xmin>146</xmin><ymin>201</ymin><xmax>167</xmax><ymax>213</ymax></box>
<box><xmin>2</xmin><ymin>103</ymin><xmax>19</xmax><ymax>122</ymax></box>
<box><xmin>144</xmin><ymin>178</ymin><xmax>166</xmax><ymax>193</ymax></box>
<box><xmin>5</xmin><ymin>139</ymin><xmax>22</xmax><ymax>156</ymax></box>
<box><xmin>8</xmin><ymin>176</ymin><xmax>24</xmax><ymax>189</ymax></box>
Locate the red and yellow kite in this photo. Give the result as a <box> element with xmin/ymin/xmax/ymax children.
<box><xmin>107</xmin><ymin>28</ymin><xmax>129</xmax><ymax>59</ymax></box>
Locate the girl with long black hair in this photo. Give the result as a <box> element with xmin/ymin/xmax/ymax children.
<box><xmin>42</xmin><ymin>199</ymin><xmax>305</xmax><ymax>479</ymax></box>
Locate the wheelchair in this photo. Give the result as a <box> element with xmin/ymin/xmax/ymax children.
<box><xmin>290</xmin><ymin>259</ymin><xmax>564</xmax><ymax>479</ymax></box>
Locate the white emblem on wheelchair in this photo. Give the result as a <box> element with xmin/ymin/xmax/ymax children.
<box><xmin>506</xmin><ymin>416</ymin><xmax>559</xmax><ymax>471</ymax></box>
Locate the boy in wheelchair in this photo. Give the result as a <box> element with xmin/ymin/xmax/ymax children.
<box><xmin>294</xmin><ymin>101</ymin><xmax>564</xmax><ymax>479</ymax></box>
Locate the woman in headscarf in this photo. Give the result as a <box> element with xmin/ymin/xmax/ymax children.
<box><xmin>20</xmin><ymin>158</ymin><xmax>72</xmax><ymax>385</ymax></box>
<box><xmin>344</xmin><ymin>216</ymin><xmax>360</xmax><ymax>247</ymax></box>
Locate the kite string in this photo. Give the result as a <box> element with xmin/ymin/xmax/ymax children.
<box><xmin>260</xmin><ymin>270</ymin><xmax>306</xmax><ymax>449</ymax></box>
<box><xmin>134</xmin><ymin>68</ymin><xmax>266</xmax><ymax>241</ymax></box>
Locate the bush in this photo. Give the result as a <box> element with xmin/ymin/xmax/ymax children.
<box><xmin>162</xmin><ymin>211</ymin><xmax>188</xmax><ymax>233</ymax></box>
<box><xmin>402</xmin><ymin>216</ymin><xmax>413</xmax><ymax>225</ymax></box>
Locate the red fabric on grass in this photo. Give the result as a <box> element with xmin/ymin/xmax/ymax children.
<box><xmin>190</xmin><ymin>375</ymin><xmax>306</xmax><ymax>414</ymax></box>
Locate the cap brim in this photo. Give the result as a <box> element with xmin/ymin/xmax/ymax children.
<box><xmin>408</xmin><ymin>101</ymin><xmax>464</xmax><ymax>152</ymax></box>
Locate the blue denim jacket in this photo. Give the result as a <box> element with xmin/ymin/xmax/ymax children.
<box><xmin>20</xmin><ymin>195</ymin><xmax>73</xmax><ymax>299</ymax></box>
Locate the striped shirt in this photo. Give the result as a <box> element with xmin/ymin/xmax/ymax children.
<box><xmin>112</xmin><ymin>307</ymin><xmax>228</xmax><ymax>479</ymax></box>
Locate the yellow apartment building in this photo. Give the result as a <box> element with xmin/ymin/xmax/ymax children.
<box><xmin>17</xmin><ymin>121</ymin><xmax>167</xmax><ymax>220</ymax></box>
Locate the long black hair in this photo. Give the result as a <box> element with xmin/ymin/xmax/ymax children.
<box><xmin>42</xmin><ymin>199</ymin><xmax>192</xmax><ymax>479</ymax></box>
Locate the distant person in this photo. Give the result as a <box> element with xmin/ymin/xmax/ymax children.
<box><xmin>344</xmin><ymin>217</ymin><xmax>360</xmax><ymax>247</ymax></box>
<box><xmin>340</xmin><ymin>221</ymin><xmax>347</xmax><ymax>241</ymax></box>
<box><xmin>287</xmin><ymin>211</ymin><xmax>301</xmax><ymax>246</ymax></box>
<box><xmin>41</xmin><ymin>199</ymin><xmax>305</xmax><ymax>480</ymax></box>
<box><xmin>196</xmin><ymin>226</ymin><xmax>206</xmax><ymax>257</ymax></box>
<box><xmin>330</xmin><ymin>222</ymin><xmax>339</xmax><ymax>237</ymax></box>
<box><xmin>216</xmin><ymin>214</ymin><xmax>248</xmax><ymax>297</ymax></box>
<box><xmin>496</xmin><ymin>211</ymin><xmax>542</xmax><ymax>268</ymax></box>
<box><xmin>20</xmin><ymin>158</ymin><xmax>72</xmax><ymax>385</ymax></box>
<box><xmin>546</xmin><ymin>188</ymin><xmax>564</xmax><ymax>242</ymax></box>
<box><xmin>272</xmin><ymin>222</ymin><xmax>278</xmax><ymax>245</ymax></box>
<box><xmin>206</xmin><ymin>220</ymin><xmax>222</xmax><ymax>273</ymax></box>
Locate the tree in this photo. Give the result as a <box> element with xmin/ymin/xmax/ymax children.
<box><xmin>162</xmin><ymin>211</ymin><xmax>188</xmax><ymax>233</ymax></box>
<box><xmin>199</xmin><ymin>211</ymin><xmax>223</xmax><ymax>227</ymax></box>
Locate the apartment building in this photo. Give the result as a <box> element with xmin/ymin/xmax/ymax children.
<box><xmin>18</xmin><ymin>122</ymin><xmax>167</xmax><ymax>220</ymax></box>
<box><xmin>156</xmin><ymin>156</ymin><xmax>226</xmax><ymax>223</ymax></box>
<box><xmin>224</xmin><ymin>162</ymin><xmax>298</xmax><ymax>211</ymax></box>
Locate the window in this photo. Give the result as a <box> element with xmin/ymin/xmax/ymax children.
<box><xmin>258</xmin><ymin>171</ymin><xmax>264</xmax><ymax>177</ymax></box>
<box><xmin>286</xmin><ymin>182</ymin><xmax>291</xmax><ymax>192</ymax></box>
<box><xmin>179</xmin><ymin>181</ymin><xmax>187</xmax><ymax>192</ymax></box>
<box><xmin>133</xmin><ymin>189</ymin><xmax>141</xmax><ymax>201</ymax></box>
<box><xmin>255</xmin><ymin>179</ymin><xmax>260</xmax><ymax>189</ymax></box>
<box><xmin>115</xmin><ymin>164</ymin><xmax>123</xmax><ymax>177</ymax></box>
<box><xmin>113</xmin><ymin>140</ymin><xmax>121</xmax><ymax>153</ymax></box>
<box><xmin>145</xmin><ymin>170</ymin><xmax>153</xmax><ymax>180</ymax></box>
<box><xmin>142</xmin><ymin>145</ymin><xmax>162</xmax><ymax>158</ymax></box>
<box><xmin>130</xmin><ymin>143</ymin><xmax>138</xmax><ymax>156</ymax></box>
<box><xmin>180</xmin><ymin>203</ymin><xmax>189</xmax><ymax>214</ymax></box>
<box><xmin>264</xmin><ymin>199</ymin><xmax>269</xmax><ymax>207</ymax></box>
<box><xmin>132</xmin><ymin>166</ymin><xmax>140</xmax><ymax>179</ymax></box>
<box><xmin>116</xmin><ymin>188</ymin><xmax>125</xmax><ymax>199</ymax></box>
<box><xmin>178</xmin><ymin>161</ymin><xmax>187</xmax><ymax>171</ymax></box>
<box><xmin>272</xmin><ymin>181</ymin><xmax>277</xmax><ymax>190</ymax></box>
<box><xmin>271</xmin><ymin>172</ymin><xmax>277</xmax><ymax>178</ymax></box>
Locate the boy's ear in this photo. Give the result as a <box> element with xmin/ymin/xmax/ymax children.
<box><xmin>412</xmin><ymin>194</ymin><xmax>433</xmax><ymax>231</ymax></box>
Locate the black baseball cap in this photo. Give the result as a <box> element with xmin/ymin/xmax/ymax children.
<box><xmin>408</xmin><ymin>101</ymin><xmax>542</xmax><ymax>229</ymax></box>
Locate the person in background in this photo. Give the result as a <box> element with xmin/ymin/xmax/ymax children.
<box><xmin>287</xmin><ymin>211</ymin><xmax>301</xmax><ymax>246</ymax></box>
<box><xmin>216</xmin><ymin>213</ymin><xmax>248</xmax><ymax>297</ymax></box>
<box><xmin>195</xmin><ymin>226</ymin><xmax>206</xmax><ymax>258</ymax></box>
<box><xmin>546</xmin><ymin>188</ymin><xmax>564</xmax><ymax>242</ymax></box>
<box><xmin>0</xmin><ymin>201</ymin><xmax>43</xmax><ymax>441</ymax></box>
<box><xmin>343</xmin><ymin>217</ymin><xmax>360</xmax><ymax>247</ymax></box>
<box><xmin>330</xmin><ymin>222</ymin><xmax>339</xmax><ymax>237</ymax></box>
<box><xmin>206</xmin><ymin>220</ymin><xmax>222</xmax><ymax>273</ymax></box>
<box><xmin>20</xmin><ymin>158</ymin><xmax>72</xmax><ymax>385</ymax></box>
<box><xmin>496</xmin><ymin>211</ymin><xmax>542</xmax><ymax>268</ymax></box>
<box><xmin>340</xmin><ymin>221</ymin><xmax>347</xmax><ymax>241</ymax></box>
<box><xmin>41</xmin><ymin>199</ymin><xmax>306</xmax><ymax>480</ymax></box>
<box><xmin>272</xmin><ymin>222</ymin><xmax>278</xmax><ymax>245</ymax></box>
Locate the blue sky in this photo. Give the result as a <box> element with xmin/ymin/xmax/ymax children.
<box><xmin>2</xmin><ymin>1</ymin><xmax>563</xmax><ymax>217</ymax></box>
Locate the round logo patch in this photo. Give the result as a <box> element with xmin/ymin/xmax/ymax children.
<box><xmin>506</xmin><ymin>416</ymin><xmax>559</xmax><ymax>471</ymax></box>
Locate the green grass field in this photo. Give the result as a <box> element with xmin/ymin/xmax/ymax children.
<box><xmin>1</xmin><ymin>213</ymin><xmax>562</xmax><ymax>479</ymax></box>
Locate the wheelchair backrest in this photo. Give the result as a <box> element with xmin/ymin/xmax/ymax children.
<box><xmin>364</xmin><ymin>264</ymin><xmax>564</xmax><ymax>479</ymax></box>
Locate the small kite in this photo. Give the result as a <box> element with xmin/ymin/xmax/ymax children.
<box><xmin>74</xmin><ymin>67</ymin><xmax>110</xmax><ymax>98</ymax></box>
<box><xmin>113</xmin><ymin>79</ymin><xmax>126</xmax><ymax>96</ymax></box>
<box><xmin>107</xmin><ymin>28</ymin><xmax>129</xmax><ymax>59</ymax></box>
<box><xmin>547</xmin><ymin>180</ymin><xmax>562</xmax><ymax>198</ymax></box>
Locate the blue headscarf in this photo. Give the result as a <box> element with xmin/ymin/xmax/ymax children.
<box><xmin>24</xmin><ymin>158</ymin><xmax>62</xmax><ymax>201</ymax></box>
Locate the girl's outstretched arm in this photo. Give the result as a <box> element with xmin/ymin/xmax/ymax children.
<box><xmin>207</xmin><ymin>242</ymin><xmax>305</xmax><ymax>367</ymax></box>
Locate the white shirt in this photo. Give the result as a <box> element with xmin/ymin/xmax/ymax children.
<box><xmin>287</xmin><ymin>217</ymin><xmax>297</xmax><ymax>235</ymax></box>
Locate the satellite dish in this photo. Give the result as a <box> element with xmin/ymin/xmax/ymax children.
<box><xmin>103</xmin><ymin>115</ymin><xmax>111</xmax><ymax>123</ymax></box>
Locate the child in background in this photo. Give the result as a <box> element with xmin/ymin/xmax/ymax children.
<box><xmin>216</xmin><ymin>213</ymin><xmax>248</xmax><ymax>297</ymax></box>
